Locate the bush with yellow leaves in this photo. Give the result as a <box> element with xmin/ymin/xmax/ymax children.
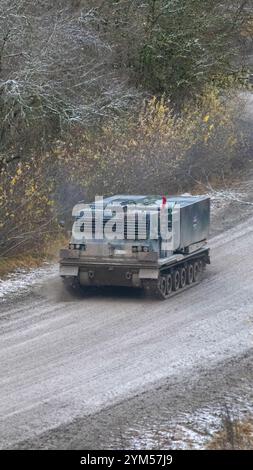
<box><xmin>59</xmin><ymin>88</ymin><xmax>241</xmax><ymax>198</ymax></box>
<box><xmin>0</xmin><ymin>154</ymin><xmax>59</xmax><ymax>257</ymax></box>
<box><xmin>0</xmin><ymin>88</ymin><xmax>246</xmax><ymax>259</ymax></box>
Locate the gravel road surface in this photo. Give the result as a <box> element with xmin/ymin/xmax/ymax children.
<box><xmin>0</xmin><ymin>211</ymin><xmax>253</xmax><ymax>449</ymax></box>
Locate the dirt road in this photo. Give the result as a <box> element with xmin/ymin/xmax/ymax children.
<box><xmin>0</xmin><ymin>210</ymin><xmax>253</xmax><ymax>449</ymax></box>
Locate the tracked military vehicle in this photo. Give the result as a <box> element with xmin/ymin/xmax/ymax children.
<box><xmin>59</xmin><ymin>195</ymin><xmax>210</xmax><ymax>299</ymax></box>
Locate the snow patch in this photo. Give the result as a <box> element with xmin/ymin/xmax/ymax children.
<box><xmin>0</xmin><ymin>264</ymin><xmax>58</xmax><ymax>301</ymax></box>
<box><xmin>210</xmin><ymin>189</ymin><xmax>249</xmax><ymax>212</ymax></box>
<box><xmin>123</xmin><ymin>394</ymin><xmax>253</xmax><ymax>450</ymax></box>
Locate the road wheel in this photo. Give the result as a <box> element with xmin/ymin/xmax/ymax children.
<box><xmin>159</xmin><ymin>276</ymin><xmax>167</xmax><ymax>298</ymax></box>
<box><xmin>172</xmin><ymin>269</ymin><xmax>180</xmax><ymax>291</ymax></box>
<box><xmin>166</xmin><ymin>273</ymin><xmax>173</xmax><ymax>296</ymax></box>
<box><xmin>187</xmin><ymin>263</ymin><xmax>194</xmax><ymax>285</ymax></box>
<box><xmin>143</xmin><ymin>276</ymin><xmax>169</xmax><ymax>300</ymax></box>
<box><xmin>198</xmin><ymin>259</ymin><xmax>205</xmax><ymax>272</ymax></box>
<box><xmin>149</xmin><ymin>274</ymin><xmax>173</xmax><ymax>300</ymax></box>
<box><xmin>180</xmin><ymin>267</ymin><xmax>187</xmax><ymax>288</ymax></box>
<box><xmin>143</xmin><ymin>278</ymin><xmax>167</xmax><ymax>300</ymax></box>
<box><xmin>193</xmin><ymin>261</ymin><xmax>200</xmax><ymax>282</ymax></box>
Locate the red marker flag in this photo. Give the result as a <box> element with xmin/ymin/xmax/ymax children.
<box><xmin>161</xmin><ymin>196</ymin><xmax>167</xmax><ymax>208</ymax></box>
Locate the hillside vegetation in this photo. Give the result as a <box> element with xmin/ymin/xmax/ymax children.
<box><xmin>0</xmin><ymin>0</ymin><xmax>252</xmax><ymax>261</ymax></box>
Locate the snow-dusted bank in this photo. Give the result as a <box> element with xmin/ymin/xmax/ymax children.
<box><xmin>0</xmin><ymin>264</ymin><xmax>58</xmax><ymax>301</ymax></box>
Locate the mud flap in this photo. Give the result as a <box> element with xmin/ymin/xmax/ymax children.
<box><xmin>139</xmin><ymin>268</ymin><xmax>159</xmax><ymax>280</ymax></box>
<box><xmin>60</xmin><ymin>265</ymin><xmax>79</xmax><ymax>277</ymax></box>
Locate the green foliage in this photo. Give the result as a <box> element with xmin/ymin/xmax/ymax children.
<box><xmin>98</xmin><ymin>0</ymin><xmax>251</xmax><ymax>100</ymax></box>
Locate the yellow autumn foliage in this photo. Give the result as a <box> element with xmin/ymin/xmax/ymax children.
<box><xmin>0</xmin><ymin>87</ymin><xmax>242</xmax><ymax>257</ymax></box>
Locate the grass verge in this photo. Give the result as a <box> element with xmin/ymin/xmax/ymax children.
<box><xmin>207</xmin><ymin>418</ymin><xmax>253</xmax><ymax>450</ymax></box>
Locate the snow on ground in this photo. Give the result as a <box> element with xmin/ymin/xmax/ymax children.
<box><xmin>125</xmin><ymin>393</ymin><xmax>253</xmax><ymax>450</ymax></box>
<box><xmin>209</xmin><ymin>189</ymin><xmax>251</xmax><ymax>210</ymax></box>
<box><xmin>0</xmin><ymin>263</ymin><xmax>58</xmax><ymax>301</ymax></box>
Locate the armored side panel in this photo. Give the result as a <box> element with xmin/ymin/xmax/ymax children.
<box><xmin>166</xmin><ymin>195</ymin><xmax>210</xmax><ymax>251</ymax></box>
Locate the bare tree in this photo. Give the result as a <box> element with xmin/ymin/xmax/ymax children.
<box><xmin>0</xmin><ymin>0</ymin><xmax>137</xmax><ymax>160</ymax></box>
